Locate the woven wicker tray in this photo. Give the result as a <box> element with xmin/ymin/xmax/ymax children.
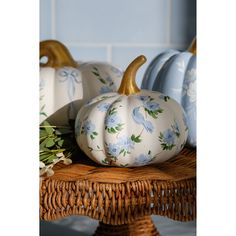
<box><xmin>40</xmin><ymin>147</ymin><xmax>196</xmax><ymax>235</ymax></box>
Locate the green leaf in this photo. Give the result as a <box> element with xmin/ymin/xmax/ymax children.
<box><xmin>164</xmin><ymin>96</ymin><xmax>170</xmax><ymax>101</ymax></box>
<box><xmin>45</xmin><ymin>154</ymin><xmax>57</xmax><ymax>164</ymax></box>
<box><xmin>45</xmin><ymin>126</ymin><xmax>54</xmax><ymax>135</ymax></box>
<box><xmin>108</xmin><ymin>128</ymin><xmax>116</xmax><ymax>134</ymax></box>
<box><xmin>93</xmin><ymin>131</ymin><xmax>98</xmax><ymax>135</ymax></box>
<box><xmin>40</xmin><ymin>138</ymin><xmax>49</xmax><ymax>149</ymax></box>
<box><xmin>57</xmin><ymin>140</ymin><xmax>64</xmax><ymax>147</ymax></box>
<box><xmin>102</xmin><ymin>159</ymin><xmax>109</xmax><ymax>164</ymax></box>
<box><xmin>92</xmin><ymin>71</ymin><xmax>99</xmax><ymax>76</ymax></box>
<box><xmin>119</xmin><ymin>149</ymin><xmax>124</xmax><ymax>154</ymax></box>
<box><xmin>116</xmin><ymin>124</ymin><xmax>123</xmax><ymax>131</ymax></box>
<box><xmin>40</xmin><ymin>112</ymin><xmax>47</xmax><ymax>117</ymax></box>
<box><xmin>46</xmin><ymin>138</ymin><xmax>55</xmax><ymax>148</ymax></box>
<box><xmin>99</xmin><ymin>78</ymin><xmax>106</xmax><ymax>84</ymax></box>
<box><xmin>131</xmin><ymin>134</ymin><xmax>141</xmax><ymax>143</ymax></box>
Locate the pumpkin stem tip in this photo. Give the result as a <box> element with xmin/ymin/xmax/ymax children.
<box><xmin>118</xmin><ymin>55</ymin><xmax>147</xmax><ymax>96</ymax></box>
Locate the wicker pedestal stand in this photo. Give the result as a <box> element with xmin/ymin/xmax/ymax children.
<box><xmin>40</xmin><ymin>147</ymin><xmax>196</xmax><ymax>236</ymax></box>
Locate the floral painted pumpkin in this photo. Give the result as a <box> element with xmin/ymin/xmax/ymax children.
<box><xmin>75</xmin><ymin>55</ymin><xmax>188</xmax><ymax>167</ymax></box>
<box><xmin>141</xmin><ymin>38</ymin><xmax>196</xmax><ymax>147</ymax></box>
<box><xmin>40</xmin><ymin>40</ymin><xmax>123</xmax><ymax>125</ymax></box>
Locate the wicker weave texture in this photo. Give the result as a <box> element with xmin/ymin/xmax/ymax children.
<box><xmin>40</xmin><ymin>178</ymin><xmax>195</xmax><ymax>224</ymax></box>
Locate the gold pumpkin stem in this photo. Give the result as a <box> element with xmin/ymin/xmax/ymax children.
<box><xmin>118</xmin><ymin>55</ymin><xmax>147</xmax><ymax>95</ymax></box>
<box><xmin>40</xmin><ymin>40</ymin><xmax>77</xmax><ymax>68</ymax></box>
<box><xmin>187</xmin><ymin>37</ymin><xmax>196</xmax><ymax>55</ymax></box>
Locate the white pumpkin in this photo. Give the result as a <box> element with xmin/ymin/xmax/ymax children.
<box><xmin>75</xmin><ymin>56</ymin><xmax>188</xmax><ymax>167</ymax></box>
<box><xmin>40</xmin><ymin>40</ymin><xmax>123</xmax><ymax>126</ymax></box>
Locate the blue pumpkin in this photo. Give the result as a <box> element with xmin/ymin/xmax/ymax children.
<box><xmin>141</xmin><ymin>39</ymin><xmax>196</xmax><ymax>147</ymax></box>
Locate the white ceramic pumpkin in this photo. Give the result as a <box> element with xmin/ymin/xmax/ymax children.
<box><xmin>40</xmin><ymin>40</ymin><xmax>123</xmax><ymax>125</ymax></box>
<box><xmin>75</xmin><ymin>55</ymin><xmax>188</xmax><ymax>167</ymax></box>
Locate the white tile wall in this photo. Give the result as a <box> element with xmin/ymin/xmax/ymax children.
<box><xmin>40</xmin><ymin>0</ymin><xmax>196</xmax><ymax>86</ymax></box>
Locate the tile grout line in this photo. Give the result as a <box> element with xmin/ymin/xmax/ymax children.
<box><xmin>106</xmin><ymin>44</ymin><xmax>112</xmax><ymax>63</ymax></box>
<box><xmin>51</xmin><ymin>0</ymin><xmax>56</xmax><ymax>39</ymax></box>
<box><xmin>66</xmin><ymin>42</ymin><xmax>186</xmax><ymax>48</ymax></box>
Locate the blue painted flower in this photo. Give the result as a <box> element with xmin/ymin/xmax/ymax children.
<box><xmin>82</xmin><ymin>120</ymin><xmax>96</xmax><ymax>135</ymax></box>
<box><xmin>97</xmin><ymin>103</ymin><xmax>111</xmax><ymax>112</ymax></box>
<box><xmin>159</xmin><ymin>94</ymin><xmax>170</xmax><ymax>102</ymax></box>
<box><xmin>162</xmin><ymin>129</ymin><xmax>175</xmax><ymax>145</ymax></box>
<box><xmin>132</xmin><ymin>107</ymin><xmax>145</xmax><ymax>125</ymax></box>
<box><xmin>118</xmin><ymin>136</ymin><xmax>134</xmax><ymax>152</ymax></box>
<box><xmin>144</xmin><ymin>101</ymin><xmax>160</xmax><ymax>111</ymax></box>
<box><xmin>182</xmin><ymin>69</ymin><xmax>196</xmax><ymax>103</ymax></box>
<box><xmin>105</xmin><ymin>76</ymin><xmax>113</xmax><ymax>84</ymax></box>
<box><xmin>105</xmin><ymin>114</ymin><xmax>122</xmax><ymax>129</ymax></box>
<box><xmin>171</xmin><ymin>121</ymin><xmax>180</xmax><ymax>137</ymax></box>
<box><xmin>132</xmin><ymin>107</ymin><xmax>154</xmax><ymax>133</ymax></box>
<box><xmin>100</xmin><ymin>86</ymin><xmax>113</xmax><ymax>94</ymax></box>
<box><xmin>143</xmin><ymin>120</ymin><xmax>154</xmax><ymax>133</ymax></box>
<box><xmin>134</xmin><ymin>153</ymin><xmax>152</xmax><ymax>166</ymax></box>
<box><xmin>138</xmin><ymin>95</ymin><xmax>150</xmax><ymax>102</ymax></box>
<box><xmin>107</xmin><ymin>143</ymin><xmax>121</xmax><ymax>157</ymax></box>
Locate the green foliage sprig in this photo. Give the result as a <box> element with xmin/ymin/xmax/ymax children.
<box><xmin>40</xmin><ymin>121</ymin><xmax>75</xmax><ymax>176</ymax></box>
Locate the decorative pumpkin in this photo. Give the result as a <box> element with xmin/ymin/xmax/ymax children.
<box><xmin>40</xmin><ymin>40</ymin><xmax>123</xmax><ymax>125</ymax></box>
<box><xmin>141</xmin><ymin>38</ymin><xmax>196</xmax><ymax>147</ymax></box>
<box><xmin>75</xmin><ymin>55</ymin><xmax>188</xmax><ymax>167</ymax></box>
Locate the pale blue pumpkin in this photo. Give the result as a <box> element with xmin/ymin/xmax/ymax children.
<box><xmin>141</xmin><ymin>39</ymin><xmax>196</xmax><ymax>147</ymax></box>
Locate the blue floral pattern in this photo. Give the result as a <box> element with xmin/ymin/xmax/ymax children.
<box><xmin>118</xmin><ymin>136</ymin><xmax>135</xmax><ymax>156</ymax></box>
<box><xmin>99</xmin><ymin>86</ymin><xmax>113</xmax><ymax>94</ymax></box>
<box><xmin>159</xmin><ymin>122</ymin><xmax>182</xmax><ymax>150</ymax></box>
<box><xmin>134</xmin><ymin>151</ymin><xmax>153</xmax><ymax>166</ymax></box>
<box><xmin>97</xmin><ymin>103</ymin><xmax>111</xmax><ymax>112</ymax></box>
<box><xmin>182</xmin><ymin>68</ymin><xmax>196</xmax><ymax>104</ymax></box>
<box><xmin>81</xmin><ymin>120</ymin><xmax>98</xmax><ymax>140</ymax></box>
<box><xmin>159</xmin><ymin>94</ymin><xmax>170</xmax><ymax>102</ymax></box>
<box><xmin>92</xmin><ymin>66</ymin><xmax>117</xmax><ymax>94</ymax></box>
<box><xmin>171</xmin><ymin>120</ymin><xmax>180</xmax><ymax>137</ymax></box>
<box><xmin>131</xmin><ymin>95</ymin><xmax>164</xmax><ymax>142</ymax></box>
<box><xmin>106</xmin><ymin>143</ymin><xmax>121</xmax><ymax>159</ymax></box>
<box><xmin>105</xmin><ymin>107</ymin><xmax>124</xmax><ymax>133</ymax></box>
<box><xmin>103</xmin><ymin>136</ymin><xmax>135</xmax><ymax>165</ymax></box>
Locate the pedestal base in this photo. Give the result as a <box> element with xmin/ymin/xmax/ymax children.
<box><xmin>93</xmin><ymin>216</ymin><xmax>160</xmax><ymax>236</ymax></box>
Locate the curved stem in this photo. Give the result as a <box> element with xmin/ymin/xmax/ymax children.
<box><xmin>118</xmin><ymin>55</ymin><xmax>146</xmax><ymax>95</ymax></box>
<box><xmin>40</xmin><ymin>40</ymin><xmax>77</xmax><ymax>68</ymax></box>
<box><xmin>187</xmin><ymin>37</ymin><xmax>196</xmax><ymax>55</ymax></box>
<box><xmin>138</xmin><ymin>127</ymin><xmax>144</xmax><ymax>137</ymax></box>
